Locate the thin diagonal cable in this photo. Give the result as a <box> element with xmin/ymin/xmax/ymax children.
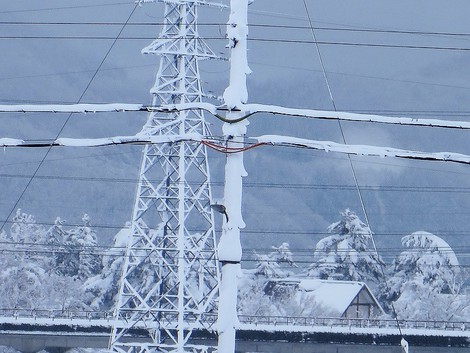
<box><xmin>0</xmin><ymin>3</ymin><xmax>139</xmax><ymax>235</ymax></box>
<box><xmin>301</xmin><ymin>0</ymin><xmax>405</xmax><ymax>338</ymax></box>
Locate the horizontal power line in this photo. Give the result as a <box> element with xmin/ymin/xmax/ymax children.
<box><xmin>2</xmin><ymin>172</ymin><xmax>470</xmax><ymax>193</ymax></box>
<box><xmin>1</xmin><ymin>139</ymin><xmax>470</xmax><ymax>181</ymax></box>
<box><xmin>5</xmin><ymin>135</ymin><xmax>470</xmax><ymax>168</ymax></box>
<box><xmin>1</xmin><ymin>238</ymin><xmax>469</xmax><ymax>257</ymax></box>
<box><xmin>3</xmin><ymin>102</ymin><xmax>470</xmax><ymax>131</ymax></box>
<box><xmin>0</xmin><ymin>219</ymin><xmax>467</xmax><ymax>238</ymax></box>
<box><xmin>348</xmin><ymin>110</ymin><xmax>470</xmax><ymax>117</ymax></box>
<box><xmin>2</xmin><ymin>21</ymin><xmax>470</xmax><ymax>37</ymax></box>
<box><xmin>0</xmin><ymin>2</ymin><xmax>132</xmax><ymax>14</ymax></box>
<box><xmin>2</xmin><ymin>239</ymin><xmax>466</xmax><ymax>255</ymax></box>
<box><xmin>1</xmin><ymin>247</ymin><xmax>469</xmax><ymax>266</ymax></box>
<box><xmin>2</xmin><ymin>58</ymin><xmax>470</xmax><ymax>94</ymax></box>
<box><xmin>2</xmin><ymin>35</ymin><xmax>470</xmax><ymax>51</ymax></box>
<box><xmin>2</xmin><ymin>104</ymin><xmax>469</xmax><ymax>118</ymax></box>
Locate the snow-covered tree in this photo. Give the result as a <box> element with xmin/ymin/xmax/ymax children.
<box><xmin>391</xmin><ymin>280</ymin><xmax>469</xmax><ymax>321</ymax></box>
<box><xmin>84</xmin><ymin>225</ymin><xmax>129</xmax><ymax>310</ymax></box>
<box><xmin>9</xmin><ymin>209</ymin><xmax>48</xmax><ymax>245</ymax></box>
<box><xmin>0</xmin><ymin>263</ymin><xmax>48</xmax><ymax>309</ymax></box>
<box><xmin>45</xmin><ymin>217</ymin><xmax>69</xmax><ymax>276</ymax></box>
<box><xmin>308</xmin><ymin>209</ymin><xmax>383</xmax><ymax>285</ymax></box>
<box><xmin>0</xmin><ymin>211</ymin><xmax>53</xmax><ymax>309</ymax></box>
<box><xmin>270</xmin><ymin>242</ymin><xmax>297</xmax><ymax>267</ymax></box>
<box><xmin>85</xmin><ymin>221</ymin><xmax>173</xmax><ymax>311</ymax></box>
<box><xmin>238</xmin><ymin>242</ymin><xmax>299</xmax><ymax>316</ymax></box>
<box><xmin>237</xmin><ymin>275</ymin><xmax>279</xmax><ymax>316</ymax></box>
<box><xmin>253</xmin><ymin>253</ymin><xmax>285</xmax><ymax>278</ymax></box>
<box><xmin>0</xmin><ymin>210</ymin><xmax>96</xmax><ymax>311</ymax></box>
<box><xmin>389</xmin><ymin>231</ymin><xmax>460</xmax><ymax>294</ymax></box>
<box><xmin>381</xmin><ymin>231</ymin><xmax>465</xmax><ymax>320</ymax></box>
<box><xmin>54</xmin><ymin>214</ymin><xmax>101</xmax><ymax>280</ymax></box>
<box><xmin>252</xmin><ymin>242</ymin><xmax>297</xmax><ymax>279</ymax></box>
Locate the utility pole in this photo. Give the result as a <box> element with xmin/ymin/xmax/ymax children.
<box><xmin>109</xmin><ymin>1</ymin><xmax>219</xmax><ymax>353</ymax></box>
<box><xmin>217</xmin><ymin>1</ymin><xmax>250</xmax><ymax>353</ymax></box>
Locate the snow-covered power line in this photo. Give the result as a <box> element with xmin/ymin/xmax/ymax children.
<box><xmin>0</xmin><ymin>134</ymin><xmax>203</xmax><ymax>147</ymax></box>
<box><xmin>238</xmin><ymin>103</ymin><xmax>470</xmax><ymax>129</ymax></box>
<box><xmin>255</xmin><ymin>135</ymin><xmax>470</xmax><ymax>165</ymax></box>
<box><xmin>5</xmin><ymin>133</ymin><xmax>470</xmax><ymax>167</ymax></box>
<box><xmin>3</xmin><ymin>102</ymin><xmax>470</xmax><ymax>131</ymax></box>
<box><xmin>0</xmin><ymin>103</ymin><xmax>147</xmax><ymax>113</ymax></box>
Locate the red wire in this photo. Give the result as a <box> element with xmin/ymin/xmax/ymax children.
<box><xmin>201</xmin><ymin>140</ymin><xmax>266</xmax><ymax>154</ymax></box>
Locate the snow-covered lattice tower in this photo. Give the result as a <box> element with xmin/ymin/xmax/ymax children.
<box><xmin>109</xmin><ymin>1</ymin><xmax>219</xmax><ymax>352</ymax></box>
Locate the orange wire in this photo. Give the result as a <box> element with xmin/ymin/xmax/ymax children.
<box><xmin>201</xmin><ymin>140</ymin><xmax>267</xmax><ymax>154</ymax></box>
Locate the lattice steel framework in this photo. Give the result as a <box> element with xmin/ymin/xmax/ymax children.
<box><xmin>109</xmin><ymin>2</ymin><xmax>219</xmax><ymax>352</ymax></box>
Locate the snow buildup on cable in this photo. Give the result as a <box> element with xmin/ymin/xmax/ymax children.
<box><xmin>0</xmin><ymin>138</ymin><xmax>24</xmax><ymax>147</ymax></box>
<box><xmin>1</xmin><ymin>134</ymin><xmax>204</xmax><ymax>148</ymax></box>
<box><xmin>255</xmin><ymin>134</ymin><xmax>470</xmax><ymax>164</ymax></box>
<box><xmin>54</xmin><ymin>133</ymin><xmax>203</xmax><ymax>147</ymax></box>
<box><xmin>242</xmin><ymin>103</ymin><xmax>470</xmax><ymax>130</ymax></box>
<box><xmin>0</xmin><ymin>103</ymin><xmax>144</xmax><ymax>113</ymax></box>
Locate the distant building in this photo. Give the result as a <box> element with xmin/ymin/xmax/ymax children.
<box><xmin>266</xmin><ymin>278</ymin><xmax>384</xmax><ymax>319</ymax></box>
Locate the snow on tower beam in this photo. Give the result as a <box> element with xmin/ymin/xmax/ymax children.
<box><xmin>2</xmin><ymin>102</ymin><xmax>470</xmax><ymax>130</ymax></box>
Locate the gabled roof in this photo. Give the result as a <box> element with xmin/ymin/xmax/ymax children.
<box><xmin>299</xmin><ymin>279</ymin><xmax>382</xmax><ymax>315</ymax></box>
<box><xmin>299</xmin><ymin>279</ymin><xmax>373</xmax><ymax>315</ymax></box>
<box><xmin>269</xmin><ymin>278</ymin><xmax>384</xmax><ymax>316</ymax></box>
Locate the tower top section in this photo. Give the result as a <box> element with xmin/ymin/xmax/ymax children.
<box><xmin>140</xmin><ymin>0</ymin><xmax>221</xmax><ymax>59</ymax></box>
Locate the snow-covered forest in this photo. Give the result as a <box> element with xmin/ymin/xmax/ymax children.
<box><xmin>1</xmin><ymin>208</ymin><xmax>468</xmax><ymax>322</ymax></box>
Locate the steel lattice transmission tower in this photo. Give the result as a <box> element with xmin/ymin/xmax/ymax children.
<box><xmin>109</xmin><ymin>1</ymin><xmax>220</xmax><ymax>352</ymax></box>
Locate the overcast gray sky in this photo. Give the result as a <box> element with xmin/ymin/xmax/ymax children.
<box><xmin>1</xmin><ymin>0</ymin><xmax>470</xmax><ymax>262</ymax></box>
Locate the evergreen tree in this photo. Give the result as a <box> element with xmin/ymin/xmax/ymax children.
<box><xmin>84</xmin><ymin>225</ymin><xmax>129</xmax><ymax>310</ymax></box>
<box><xmin>56</xmin><ymin>214</ymin><xmax>101</xmax><ymax>280</ymax></box>
<box><xmin>308</xmin><ymin>209</ymin><xmax>383</xmax><ymax>285</ymax></box>
<box><xmin>85</xmin><ymin>220</ymin><xmax>168</xmax><ymax>310</ymax></box>
<box><xmin>45</xmin><ymin>217</ymin><xmax>68</xmax><ymax>276</ymax></box>
<box><xmin>269</xmin><ymin>242</ymin><xmax>297</xmax><ymax>267</ymax></box>
<box><xmin>252</xmin><ymin>242</ymin><xmax>298</xmax><ymax>279</ymax></box>
<box><xmin>238</xmin><ymin>242</ymin><xmax>299</xmax><ymax>316</ymax></box>
<box><xmin>253</xmin><ymin>253</ymin><xmax>285</xmax><ymax>278</ymax></box>
<box><xmin>381</xmin><ymin>231</ymin><xmax>465</xmax><ymax>320</ymax></box>
<box><xmin>9</xmin><ymin>209</ymin><xmax>47</xmax><ymax>245</ymax></box>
